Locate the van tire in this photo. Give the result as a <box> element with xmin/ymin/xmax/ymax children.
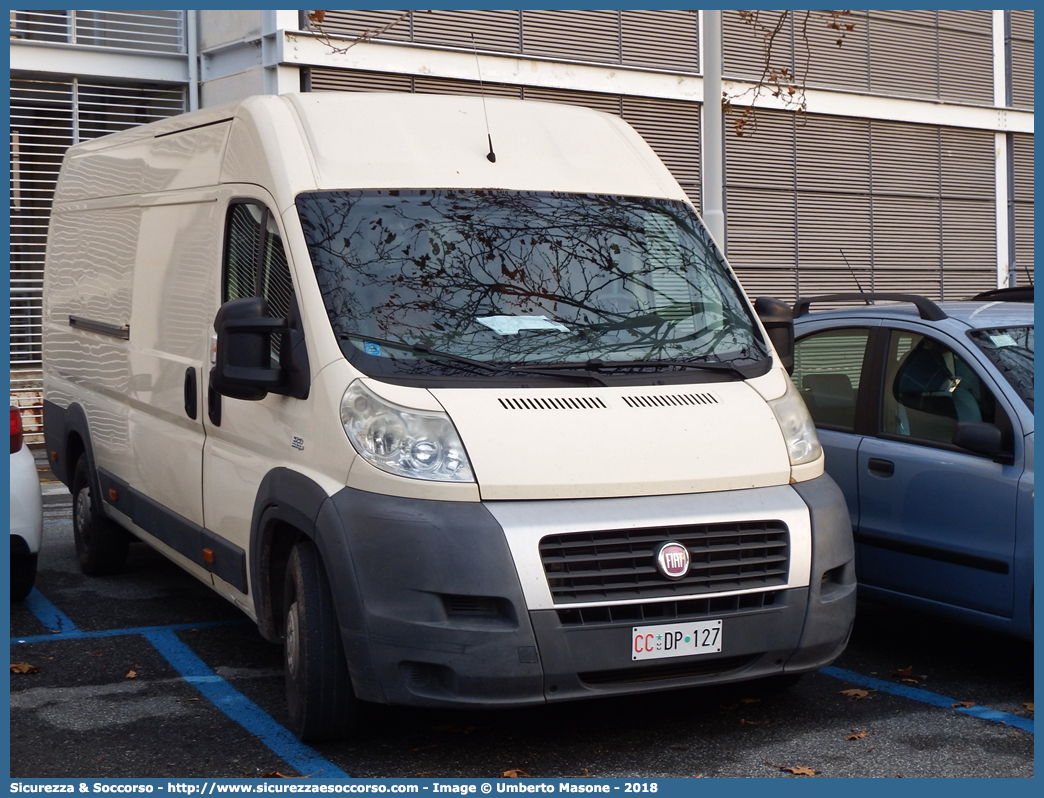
<box><xmin>283</xmin><ymin>540</ymin><xmax>359</xmax><ymax>742</ymax></box>
<box><xmin>72</xmin><ymin>457</ymin><xmax>129</xmax><ymax>576</ymax></box>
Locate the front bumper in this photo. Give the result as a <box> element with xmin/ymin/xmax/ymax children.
<box><xmin>318</xmin><ymin>473</ymin><xmax>855</xmax><ymax>707</ymax></box>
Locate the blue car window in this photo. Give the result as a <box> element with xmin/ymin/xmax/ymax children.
<box><xmin>883</xmin><ymin>331</ymin><xmax>996</xmax><ymax>445</ymax></box>
<box><xmin>792</xmin><ymin>328</ymin><xmax>869</xmax><ymax>430</ymax></box>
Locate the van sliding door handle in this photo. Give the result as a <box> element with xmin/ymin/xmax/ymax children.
<box><xmin>867</xmin><ymin>458</ymin><xmax>894</xmax><ymax>477</ymax></box>
<box><xmin>184</xmin><ymin>367</ymin><xmax>198</xmax><ymax>420</ymax></box>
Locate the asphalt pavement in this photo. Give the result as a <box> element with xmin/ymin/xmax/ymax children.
<box><xmin>10</xmin><ymin>460</ymin><xmax>1034</xmax><ymax>779</ymax></box>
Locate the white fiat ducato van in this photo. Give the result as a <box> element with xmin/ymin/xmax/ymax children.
<box><xmin>42</xmin><ymin>92</ymin><xmax>855</xmax><ymax>742</ymax></box>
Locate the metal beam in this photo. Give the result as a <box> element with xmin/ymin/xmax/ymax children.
<box><xmin>278</xmin><ymin>31</ymin><xmax>1034</xmax><ymax>136</ymax></box>
<box><xmin>10</xmin><ymin>40</ymin><xmax>189</xmax><ymax>84</ymax></box>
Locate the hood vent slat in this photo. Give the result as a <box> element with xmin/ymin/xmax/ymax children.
<box><xmin>498</xmin><ymin>396</ymin><xmax>608</xmax><ymax>411</ymax></box>
<box><xmin>622</xmin><ymin>393</ymin><xmax>718</xmax><ymax>408</ymax></box>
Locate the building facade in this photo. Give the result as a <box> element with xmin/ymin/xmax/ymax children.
<box><xmin>9</xmin><ymin>9</ymin><xmax>1034</xmax><ymax>442</ymax></box>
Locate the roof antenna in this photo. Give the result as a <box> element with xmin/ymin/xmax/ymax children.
<box><xmin>471</xmin><ymin>34</ymin><xmax>496</xmax><ymax>163</ymax></box>
<box><xmin>841</xmin><ymin>249</ymin><xmax>871</xmax><ymax>304</ymax></box>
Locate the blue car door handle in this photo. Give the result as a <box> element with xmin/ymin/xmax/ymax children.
<box><xmin>868</xmin><ymin>458</ymin><xmax>894</xmax><ymax>477</ymax></box>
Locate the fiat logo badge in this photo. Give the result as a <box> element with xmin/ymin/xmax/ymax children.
<box><xmin>656</xmin><ymin>542</ymin><xmax>690</xmax><ymax>579</ymax></box>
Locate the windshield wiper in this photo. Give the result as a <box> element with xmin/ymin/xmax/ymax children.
<box><xmin>339</xmin><ymin>333</ymin><xmax>607</xmax><ymax>385</ymax></box>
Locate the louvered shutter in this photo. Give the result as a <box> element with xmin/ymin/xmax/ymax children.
<box><xmin>10</xmin><ymin>10</ymin><xmax>184</xmax><ymax>52</ymax></box>
<box><xmin>794</xmin><ymin>115</ymin><xmax>873</xmax><ymax>295</ymax></box>
<box><xmin>869</xmin><ymin>120</ymin><xmax>943</xmax><ymax>295</ymax></box>
<box><xmin>414</xmin><ymin>75</ymin><xmax>521</xmax><ymax>99</ymax></box>
<box><xmin>725</xmin><ymin>111</ymin><xmax>798</xmax><ymax>300</ymax></box>
<box><xmin>521</xmin><ymin>10</ymin><xmax>621</xmax><ymax>64</ymax></box>
<box><xmin>314</xmin><ymin>10</ymin><xmax>412</xmax><ymax>43</ymax></box>
<box><xmin>308</xmin><ymin>68</ymin><xmax>413</xmax><ymax>94</ymax></box>
<box><xmin>722</xmin><ymin>10</ymin><xmax>787</xmax><ymax>79</ymax></box>
<box><xmin>1012</xmin><ymin>133</ymin><xmax>1034</xmax><ymax>277</ymax></box>
<box><xmin>937</xmin><ymin>11</ymin><xmax>993</xmax><ymax>105</ymax></box>
<box><xmin>1010</xmin><ymin>11</ymin><xmax>1034</xmax><ymax>110</ymax></box>
<box><xmin>867</xmin><ymin>15</ymin><xmax>940</xmax><ymax>100</ymax></box>
<box><xmin>412</xmin><ymin>10</ymin><xmax>521</xmax><ymax>53</ymax></box>
<box><xmin>10</xmin><ymin>77</ymin><xmax>185</xmax><ymax>442</ymax></box>
<box><xmin>939</xmin><ymin>128</ymin><xmax>996</xmax><ymax>297</ymax></box>
<box><xmin>802</xmin><ymin>11</ymin><xmax>870</xmax><ymax>93</ymax></box>
<box><xmin>621</xmin><ymin>96</ymin><xmax>701</xmax><ymax>208</ymax></box>
<box><xmin>620</xmin><ymin>10</ymin><xmax>698</xmax><ymax>73</ymax></box>
<box><xmin>520</xmin><ymin>86</ymin><xmax>622</xmax><ymax>116</ymax></box>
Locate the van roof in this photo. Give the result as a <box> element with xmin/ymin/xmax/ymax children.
<box><xmin>66</xmin><ymin>92</ymin><xmax>689</xmax><ymax>205</ymax></box>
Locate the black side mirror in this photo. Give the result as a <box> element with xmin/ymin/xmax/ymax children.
<box><xmin>952</xmin><ymin>421</ymin><xmax>1003</xmax><ymax>458</ymax></box>
<box><xmin>754</xmin><ymin>296</ymin><xmax>794</xmax><ymax>374</ymax></box>
<box><xmin>211</xmin><ymin>297</ymin><xmax>288</xmax><ymax>401</ymax></box>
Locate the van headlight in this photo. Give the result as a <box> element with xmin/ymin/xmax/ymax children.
<box><xmin>767</xmin><ymin>376</ymin><xmax>823</xmax><ymax>466</ymax></box>
<box><xmin>340</xmin><ymin>380</ymin><xmax>475</xmax><ymax>482</ymax></box>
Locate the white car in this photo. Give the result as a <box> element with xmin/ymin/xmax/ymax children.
<box><xmin>10</xmin><ymin>406</ymin><xmax>43</xmax><ymax>601</ymax></box>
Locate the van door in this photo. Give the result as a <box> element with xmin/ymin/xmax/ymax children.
<box><xmin>121</xmin><ymin>191</ymin><xmax>222</xmax><ymax>583</ymax></box>
<box><xmin>200</xmin><ymin>188</ymin><xmax>302</xmax><ymax>608</ymax></box>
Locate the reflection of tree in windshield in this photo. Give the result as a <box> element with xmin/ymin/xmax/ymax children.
<box><xmin>296</xmin><ymin>189</ymin><xmax>763</xmax><ymax>376</ymax></box>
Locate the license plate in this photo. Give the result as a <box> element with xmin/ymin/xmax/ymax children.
<box><xmin>632</xmin><ymin>620</ymin><xmax>722</xmax><ymax>661</ymax></box>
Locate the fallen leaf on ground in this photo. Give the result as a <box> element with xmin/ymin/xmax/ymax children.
<box><xmin>10</xmin><ymin>662</ymin><xmax>40</xmax><ymax>675</ymax></box>
<box><xmin>125</xmin><ymin>670</ymin><xmax>137</xmax><ymax>679</ymax></box>
<box><xmin>781</xmin><ymin>766</ymin><xmax>818</xmax><ymax>776</ymax></box>
<box><xmin>739</xmin><ymin>718</ymin><xmax>769</xmax><ymax>726</ymax></box>
<box><xmin>900</xmin><ymin>678</ymin><xmax>921</xmax><ymax>685</ymax></box>
<box><xmin>1022</xmin><ymin>703</ymin><xmax>1033</xmax><ymax>712</ymax></box>
<box><xmin>846</xmin><ymin>730</ymin><xmax>867</xmax><ymax>741</ymax></box>
<box><xmin>501</xmin><ymin>769</ymin><xmax>531</xmax><ymax>778</ymax></box>
<box><xmin>263</xmin><ymin>772</ymin><xmax>289</xmax><ymax>779</ymax></box>
<box><xmin>579</xmin><ymin>769</ymin><xmax>590</xmax><ymax>778</ymax></box>
<box><xmin>839</xmin><ymin>688</ymin><xmax>873</xmax><ymax>700</ymax></box>
<box><xmin>891</xmin><ymin>666</ymin><xmax>914</xmax><ymax>678</ymax></box>
<box><xmin>951</xmin><ymin>701</ymin><xmax>976</xmax><ymax>708</ymax></box>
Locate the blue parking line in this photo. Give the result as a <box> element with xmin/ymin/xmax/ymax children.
<box><xmin>144</xmin><ymin>628</ymin><xmax>350</xmax><ymax>779</ymax></box>
<box><xmin>14</xmin><ymin>589</ymin><xmax>351</xmax><ymax>778</ymax></box>
<box><xmin>23</xmin><ymin>587</ymin><xmax>80</xmax><ymax>634</ymax></box>
<box><xmin>821</xmin><ymin>665</ymin><xmax>1034</xmax><ymax>733</ymax></box>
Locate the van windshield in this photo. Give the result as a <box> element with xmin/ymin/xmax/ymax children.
<box><xmin>296</xmin><ymin>190</ymin><xmax>767</xmax><ymax>382</ymax></box>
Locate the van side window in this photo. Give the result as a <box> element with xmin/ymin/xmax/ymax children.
<box><xmin>223</xmin><ymin>201</ymin><xmax>293</xmax><ymax>318</ymax></box>
<box><xmin>792</xmin><ymin>328</ymin><xmax>869</xmax><ymax>430</ymax></box>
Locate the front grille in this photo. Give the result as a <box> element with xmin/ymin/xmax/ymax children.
<box><xmin>540</xmin><ymin>521</ymin><xmax>789</xmax><ymax>604</ymax></box>
<box><xmin>579</xmin><ymin>655</ymin><xmax>755</xmax><ymax>686</ymax></box>
<box><xmin>556</xmin><ymin>591</ymin><xmax>780</xmax><ymax>626</ymax></box>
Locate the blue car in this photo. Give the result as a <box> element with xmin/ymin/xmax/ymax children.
<box><xmin>790</xmin><ymin>292</ymin><xmax>1033</xmax><ymax>640</ymax></box>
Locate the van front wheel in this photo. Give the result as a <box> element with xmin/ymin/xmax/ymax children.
<box><xmin>72</xmin><ymin>457</ymin><xmax>129</xmax><ymax>575</ymax></box>
<box><xmin>283</xmin><ymin>540</ymin><xmax>360</xmax><ymax>742</ymax></box>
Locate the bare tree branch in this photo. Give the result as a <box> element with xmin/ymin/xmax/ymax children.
<box><xmin>305</xmin><ymin>9</ymin><xmax>417</xmax><ymax>55</ymax></box>
<box><xmin>723</xmin><ymin>10</ymin><xmax>854</xmax><ymax>137</ymax></box>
